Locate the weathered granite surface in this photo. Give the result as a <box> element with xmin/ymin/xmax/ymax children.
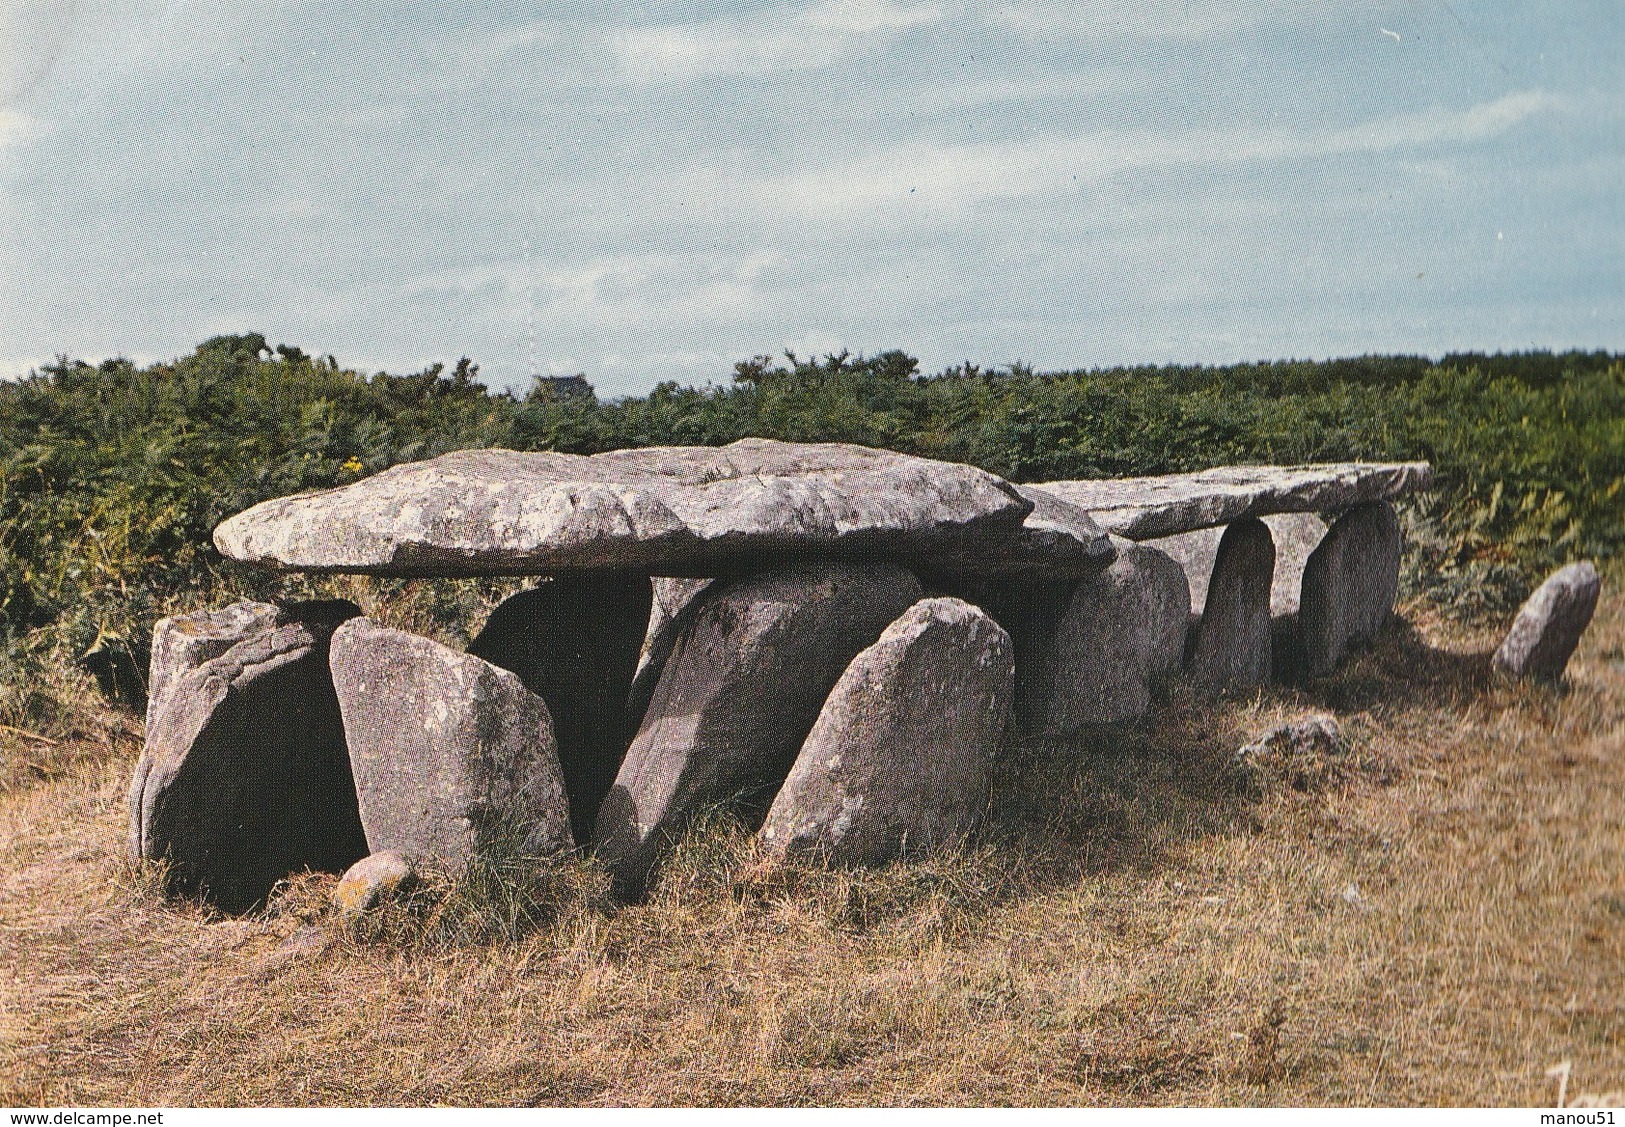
<box><xmin>626</xmin><ymin>577</ymin><xmax>715</xmax><ymax>734</ymax></box>
<box><xmin>144</xmin><ymin>600</ymin><xmax>280</xmax><ymax>723</ymax></box>
<box><xmin>760</xmin><ymin>598</ymin><xmax>1014</xmax><ymax>867</ymax></box>
<box><xmin>214</xmin><ymin>439</ymin><xmax>1103</xmax><ymax>578</ymax></box>
<box><xmin>591</xmin><ymin>562</ymin><xmax>922</xmax><ymax>899</ymax></box>
<box><xmin>1296</xmin><ymin>501</ymin><xmax>1403</xmax><ymax>679</ymax></box>
<box><xmin>329</xmin><ymin>619</ymin><xmax>573</xmax><ymax>864</ymax></box>
<box><xmin>1493</xmin><ymin>561</ymin><xmax>1602</xmax><ymax>680</ymax></box>
<box><xmin>1184</xmin><ymin>517</ymin><xmax>1274</xmax><ymax>696</ymax></box>
<box><xmin>130</xmin><ymin>601</ymin><xmax>367</xmax><ymax>911</ymax></box>
<box><xmin>1150</xmin><ymin>512</ymin><xmax>1328</xmax><ymax>618</ymax></box>
<box><xmin>1012</xmin><ymin>537</ymin><xmax>1191</xmax><ymax>734</ymax></box>
<box><xmin>1037</xmin><ymin>462</ymin><xmax>1431</xmax><ymax>540</ymax></box>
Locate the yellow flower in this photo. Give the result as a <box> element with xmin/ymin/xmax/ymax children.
<box><xmin>341</xmin><ymin>456</ymin><xmax>364</xmax><ymax>474</ymax></box>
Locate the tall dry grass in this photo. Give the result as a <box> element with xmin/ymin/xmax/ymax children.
<box><xmin>1</xmin><ymin>570</ymin><xmax>1621</xmax><ymax>1106</ymax></box>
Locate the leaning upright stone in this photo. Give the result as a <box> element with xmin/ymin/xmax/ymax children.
<box><xmin>760</xmin><ymin>598</ymin><xmax>1014</xmax><ymax>867</ymax></box>
<box><xmin>467</xmin><ymin>574</ymin><xmax>652</xmax><ymax>843</ymax></box>
<box><xmin>591</xmin><ymin>563</ymin><xmax>922</xmax><ymax>899</ymax></box>
<box><xmin>329</xmin><ymin>619</ymin><xmax>573</xmax><ymax>865</ymax></box>
<box><xmin>1493</xmin><ymin>562</ymin><xmax>1602</xmax><ymax>681</ymax></box>
<box><xmin>625</xmin><ymin>577</ymin><xmax>715</xmax><ymax>734</ymax></box>
<box><xmin>1296</xmin><ymin>500</ymin><xmax>1402</xmax><ymax>679</ymax></box>
<box><xmin>144</xmin><ymin>599</ymin><xmax>280</xmax><ymax>723</ymax></box>
<box><xmin>129</xmin><ymin>600</ymin><xmax>367</xmax><ymax>912</ymax></box>
<box><xmin>1185</xmin><ymin>518</ymin><xmax>1275</xmax><ymax>696</ymax></box>
<box><xmin>1014</xmin><ymin>538</ymin><xmax>1190</xmax><ymax>734</ymax></box>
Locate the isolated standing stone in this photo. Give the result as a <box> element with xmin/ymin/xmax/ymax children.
<box><xmin>1492</xmin><ymin>562</ymin><xmax>1602</xmax><ymax>680</ymax></box>
<box><xmin>466</xmin><ymin>574</ymin><xmax>652</xmax><ymax>842</ymax></box>
<box><xmin>129</xmin><ymin>600</ymin><xmax>367</xmax><ymax>912</ymax></box>
<box><xmin>591</xmin><ymin>562</ymin><xmax>922</xmax><ymax>898</ymax></box>
<box><xmin>1296</xmin><ymin>500</ymin><xmax>1402</xmax><ymax>679</ymax></box>
<box><xmin>760</xmin><ymin>598</ymin><xmax>1014</xmax><ymax>867</ymax></box>
<box><xmin>1151</xmin><ymin>513</ymin><xmax>1327</xmax><ymax>618</ymax></box>
<box><xmin>329</xmin><ymin>619</ymin><xmax>573</xmax><ymax>865</ymax></box>
<box><xmin>1185</xmin><ymin>518</ymin><xmax>1275</xmax><ymax>696</ymax></box>
<box><xmin>1013</xmin><ymin>538</ymin><xmax>1190</xmax><ymax>734</ymax></box>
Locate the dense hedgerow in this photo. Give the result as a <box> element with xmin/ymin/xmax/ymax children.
<box><xmin>2</xmin><ymin>334</ymin><xmax>1620</xmax><ymax>722</ymax></box>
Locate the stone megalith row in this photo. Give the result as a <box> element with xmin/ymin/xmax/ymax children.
<box><xmin>133</xmin><ymin>443</ymin><xmax>1443</xmax><ymax>909</ymax></box>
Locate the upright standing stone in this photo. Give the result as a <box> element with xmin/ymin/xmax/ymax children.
<box><xmin>466</xmin><ymin>574</ymin><xmax>652</xmax><ymax>843</ymax></box>
<box><xmin>1151</xmin><ymin>513</ymin><xmax>1327</xmax><ymax>618</ymax></box>
<box><xmin>129</xmin><ymin>600</ymin><xmax>367</xmax><ymax>912</ymax></box>
<box><xmin>1493</xmin><ymin>561</ymin><xmax>1602</xmax><ymax>680</ymax></box>
<box><xmin>329</xmin><ymin>619</ymin><xmax>573</xmax><ymax>865</ymax></box>
<box><xmin>1185</xmin><ymin>518</ymin><xmax>1275</xmax><ymax>696</ymax></box>
<box><xmin>144</xmin><ymin>600</ymin><xmax>281</xmax><ymax>724</ymax></box>
<box><xmin>760</xmin><ymin>598</ymin><xmax>1014</xmax><ymax>867</ymax></box>
<box><xmin>1013</xmin><ymin>538</ymin><xmax>1190</xmax><ymax>734</ymax></box>
<box><xmin>1296</xmin><ymin>500</ymin><xmax>1402</xmax><ymax>679</ymax></box>
<box><xmin>625</xmin><ymin>577</ymin><xmax>714</xmax><ymax>734</ymax></box>
<box><xmin>591</xmin><ymin>562</ymin><xmax>922</xmax><ymax>898</ymax></box>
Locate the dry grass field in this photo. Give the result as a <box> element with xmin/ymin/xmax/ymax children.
<box><xmin>1</xmin><ymin>568</ymin><xmax>1621</xmax><ymax>1107</ymax></box>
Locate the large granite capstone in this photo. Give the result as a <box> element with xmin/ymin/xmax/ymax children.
<box><xmin>1036</xmin><ymin>462</ymin><xmax>1431</xmax><ymax>540</ymax></box>
<box><xmin>213</xmin><ymin>439</ymin><xmax>1111</xmax><ymax>579</ymax></box>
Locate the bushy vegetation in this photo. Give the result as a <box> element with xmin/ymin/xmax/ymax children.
<box><xmin>2</xmin><ymin>334</ymin><xmax>1620</xmax><ymax>727</ymax></box>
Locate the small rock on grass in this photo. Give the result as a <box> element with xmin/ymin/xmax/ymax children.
<box><xmin>1236</xmin><ymin>715</ymin><xmax>1345</xmax><ymax>762</ymax></box>
<box><xmin>333</xmin><ymin>850</ymin><xmax>417</xmax><ymax>918</ymax></box>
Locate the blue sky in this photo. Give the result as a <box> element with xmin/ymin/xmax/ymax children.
<box><xmin>2</xmin><ymin>1</ymin><xmax>1620</xmax><ymax>396</ymax></box>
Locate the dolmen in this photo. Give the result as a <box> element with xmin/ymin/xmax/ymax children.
<box><xmin>130</xmin><ymin>439</ymin><xmax>1432</xmax><ymax>906</ymax></box>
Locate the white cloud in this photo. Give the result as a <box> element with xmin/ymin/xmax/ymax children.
<box><xmin>612</xmin><ymin>0</ymin><xmax>942</xmax><ymax>82</ymax></box>
<box><xmin>983</xmin><ymin>0</ymin><xmax>1350</xmax><ymax>42</ymax></box>
<box><xmin>747</xmin><ymin>89</ymin><xmax>1563</xmax><ymax>219</ymax></box>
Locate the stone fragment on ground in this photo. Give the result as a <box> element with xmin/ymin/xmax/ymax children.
<box><xmin>1011</xmin><ymin>537</ymin><xmax>1190</xmax><ymax>734</ymax></box>
<box><xmin>467</xmin><ymin>574</ymin><xmax>652</xmax><ymax>842</ymax></box>
<box><xmin>1036</xmin><ymin>462</ymin><xmax>1431</xmax><ymax>540</ymax></box>
<box><xmin>1184</xmin><ymin>517</ymin><xmax>1275</xmax><ymax>696</ymax></box>
<box><xmin>332</xmin><ymin>850</ymin><xmax>417</xmax><ymax>918</ymax></box>
<box><xmin>1492</xmin><ymin>561</ymin><xmax>1602</xmax><ymax>681</ymax></box>
<box><xmin>591</xmin><ymin>562</ymin><xmax>922</xmax><ymax>898</ymax></box>
<box><xmin>1296</xmin><ymin>500</ymin><xmax>1402</xmax><ymax>679</ymax></box>
<box><xmin>1236</xmin><ymin>714</ymin><xmax>1345</xmax><ymax>762</ymax></box>
<box><xmin>329</xmin><ymin>618</ymin><xmax>573</xmax><ymax>865</ymax></box>
<box><xmin>129</xmin><ymin>599</ymin><xmax>367</xmax><ymax>912</ymax></box>
<box><xmin>760</xmin><ymin>597</ymin><xmax>1014</xmax><ymax>866</ymax></box>
<box><xmin>1150</xmin><ymin>512</ymin><xmax>1327</xmax><ymax>618</ymax></box>
<box><xmin>214</xmin><ymin>438</ymin><xmax>1079</xmax><ymax>577</ymax></box>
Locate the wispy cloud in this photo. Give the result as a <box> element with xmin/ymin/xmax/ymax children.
<box><xmin>749</xmin><ymin>90</ymin><xmax>1564</xmax><ymax>218</ymax></box>
<box><xmin>612</xmin><ymin>0</ymin><xmax>941</xmax><ymax>82</ymax></box>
